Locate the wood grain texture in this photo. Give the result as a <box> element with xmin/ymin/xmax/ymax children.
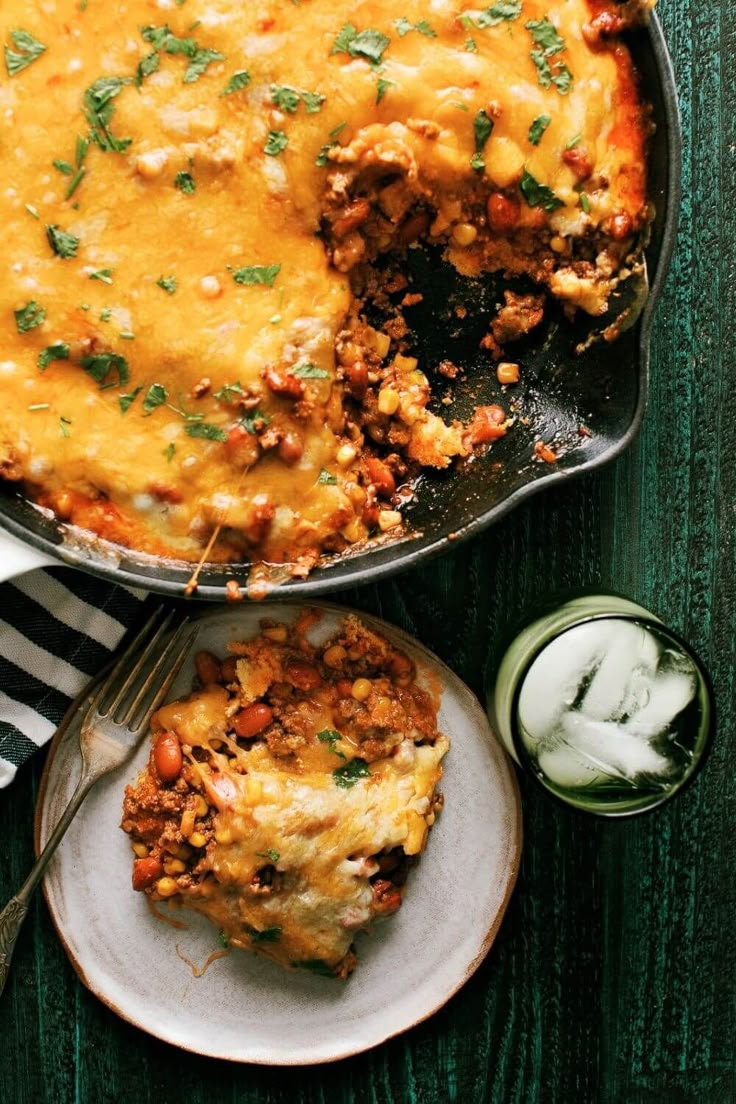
<box><xmin>1</xmin><ymin>2</ymin><xmax>735</xmax><ymax>1100</ymax></box>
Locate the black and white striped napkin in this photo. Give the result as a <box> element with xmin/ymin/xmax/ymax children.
<box><xmin>0</xmin><ymin>567</ymin><xmax>146</xmax><ymax>786</ymax></box>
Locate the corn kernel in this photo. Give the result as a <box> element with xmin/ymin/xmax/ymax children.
<box><xmin>180</xmin><ymin>808</ymin><xmax>196</xmax><ymax>838</ymax></box>
<box><xmin>394</xmin><ymin>354</ymin><xmax>418</xmax><ymax>372</ymax></box>
<box><xmin>371</xmin><ymin>331</ymin><xmax>391</xmax><ymax>358</ymax></box>
<box><xmin>496</xmin><ymin>362</ymin><xmax>520</xmax><ymax>385</ymax></box>
<box><xmin>378</xmin><ymin>510</ymin><xmax>402</xmax><ymax>531</ymax></box>
<box><xmin>156</xmin><ymin>877</ymin><xmax>178</xmax><ymax>898</ymax></box>
<box><xmin>163</xmin><ymin>858</ymin><xmax>187</xmax><ymax>875</ymax></box>
<box><xmin>550</xmin><ymin>235</ymin><xmax>567</xmax><ymax>254</ymax></box>
<box><xmin>377</xmin><ymin>388</ymin><xmax>400</xmax><ymax>416</ymax></box>
<box><xmin>244</xmin><ymin>777</ymin><xmax>263</xmax><ymax>804</ymax></box>
<box><xmin>336</xmin><ymin>443</ymin><xmax>357</xmax><ymax>467</ymax></box>
<box><xmin>452</xmin><ymin>222</ymin><xmax>478</xmax><ymax>246</ymax></box>
<box><xmin>351</xmin><ymin>678</ymin><xmax>372</xmax><ymax>702</ymax></box>
<box><xmin>189</xmin><ymin>831</ymin><xmax>207</xmax><ymax>849</ymax></box>
<box><xmin>132</xmin><ymin>842</ymin><xmax>149</xmax><ymax>859</ymax></box>
<box><xmin>194</xmin><ymin>795</ymin><xmax>209</xmax><ymax>817</ymax></box>
<box><xmin>262</xmin><ymin>624</ymin><xmax>288</xmax><ymax>643</ymax></box>
<box><xmin>323</xmin><ymin>644</ymin><xmax>347</xmax><ymax>668</ymax></box>
<box><xmin>215</xmin><ymin>826</ymin><xmax>234</xmax><ymax>845</ymax></box>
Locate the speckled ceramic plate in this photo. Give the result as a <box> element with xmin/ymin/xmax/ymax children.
<box><xmin>35</xmin><ymin>603</ymin><xmax>522</xmax><ymax>1065</ymax></box>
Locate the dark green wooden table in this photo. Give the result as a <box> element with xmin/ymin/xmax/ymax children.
<box><xmin>2</xmin><ymin>3</ymin><xmax>734</xmax><ymax>1100</ymax></box>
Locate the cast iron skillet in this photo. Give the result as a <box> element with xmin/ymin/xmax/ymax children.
<box><xmin>0</xmin><ymin>14</ymin><xmax>681</xmax><ymax>600</ymax></box>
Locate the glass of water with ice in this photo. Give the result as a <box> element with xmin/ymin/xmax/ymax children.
<box><xmin>489</xmin><ymin>595</ymin><xmax>714</xmax><ymax>816</ymax></box>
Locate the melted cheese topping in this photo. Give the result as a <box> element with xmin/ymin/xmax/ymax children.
<box><xmin>153</xmin><ymin>683</ymin><xmax>447</xmax><ymax>970</ymax></box>
<box><xmin>1</xmin><ymin>0</ymin><xmax>650</xmax><ymax>566</ymax></box>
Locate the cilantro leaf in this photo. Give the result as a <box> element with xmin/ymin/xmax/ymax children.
<box><xmin>15</xmin><ymin>301</ymin><xmax>46</xmax><ymax>333</ymax></box>
<box><xmin>317</xmin><ymin>728</ymin><xmax>346</xmax><ymax>757</ymax></box>
<box><xmin>119</xmin><ymin>386</ymin><xmax>142</xmax><ymax>413</ymax></box>
<box><xmin>83</xmin><ymin>76</ymin><xmax>132</xmax><ymax>153</ymax></box>
<box><xmin>301</xmin><ymin>91</ymin><xmax>325</xmax><ymax>114</ymax></box>
<box><xmin>264</xmin><ymin>130</ymin><xmax>288</xmax><ymax>156</ymax></box>
<box><xmin>156</xmin><ymin>275</ymin><xmax>177</xmax><ymax>294</ymax></box>
<box><xmin>221</xmin><ymin>70</ymin><xmax>251</xmax><ymax>96</ymax></box>
<box><xmin>5</xmin><ymin>30</ymin><xmax>47</xmax><ymax>77</ymax></box>
<box><xmin>90</xmin><ymin>268</ymin><xmax>113</xmax><ymax>284</ymax></box>
<box><xmin>291</xmin><ymin>363</ymin><xmax>330</xmax><ymax>379</ymax></box>
<box><xmin>46</xmin><ymin>225</ymin><xmax>79</xmax><ymax>259</ymax></box>
<box><xmin>255</xmin><ymin>849</ymin><xmax>280</xmax><ymax>863</ymax></box>
<box><xmin>81</xmin><ymin>352</ymin><xmax>130</xmax><ymax>387</ymax></box>
<box><xmin>142</xmin><ymin>382</ymin><xmax>168</xmax><ymax>413</ymax></box>
<box><xmin>528</xmin><ymin>114</ymin><xmax>551</xmax><ymax>146</ymax></box>
<box><xmin>184</xmin><ymin>47</ymin><xmax>224</xmax><ymax>84</ymax></box>
<box><xmin>519</xmin><ymin>169</ymin><xmax>564</xmax><ymax>212</ymax></box>
<box><xmin>527</xmin><ymin>17</ymin><xmax>572</xmax><ymax>94</ymax></box>
<box><xmin>231</xmin><ymin>264</ymin><xmax>281</xmax><ymax>287</ymax></box>
<box><xmin>271</xmin><ymin>85</ymin><xmax>301</xmax><ymax>113</ymax></box>
<box><xmin>332</xmin><ymin>25</ymin><xmax>390</xmax><ymax>66</ymax></box>
<box><xmin>218</xmin><ymin>930</ymin><xmax>230</xmax><ymax>949</ymax></box>
<box><xmin>471</xmin><ymin>109</ymin><xmax>494</xmax><ymax>171</ymax></box>
<box><xmin>333</xmin><ymin>758</ymin><xmax>371</xmax><ymax>788</ymax></box>
<box><xmin>526</xmin><ymin>17</ymin><xmax>565</xmax><ymax>55</ymax></box>
<box><xmin>376</xmin><ymin>77</ymin><xmax>394</xmax><ymax>104</ymax></box>
<box><xmin>213</xmin><ymin>380</ymin><xmax>244</xmax><ymax>402</ymax></box>
<box><xmin>136</xmin><ymin>50</ymin><xmax>160</xmax><ymax>87</ymax></box>
<box><xmin>317</xmin><ymin>469</ymin><xmax>337</xmax><ymax>485</ymax></box>
<box><xmin>476</xmin><ymin>0</ymin><xmax>522</xmax><ymax>27</ymax></box>
<box><xmin>38</xmin><ymin>342</ymin><xmax>70</xmax><ymax>370</ymax></box>
<box><xmin>174</xmin><ymin>170</ymin><xmax>196</xmax><ymax>194</ymax></box>
<box><xmin>395</xmin><ymin>18</ymin><xmax>436</xmax><ymax>38</ymax></box>
<box><xmin>184</xmin><ymin>422</ymin><xmax>228</xmax><ymax>442</ymax></box>
<box><xmin>240</xmin><ymin>409</ymin><xmax>270</xmax><ymax>434</ymax></box>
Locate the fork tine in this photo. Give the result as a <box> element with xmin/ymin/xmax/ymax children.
<box><xmin>127</xmin><ymin>623</ymin><xmax>196</xmax><ymax>735</ymax></box>
<box><xmin>119</xmin><ymin>616</ymin><xmax>191</xmax><ymax>727</ymax></box>
<box><xmin>104</xmin><ymin>608</ymin><xmax>176</xmax><ymax>719</ymax></box>
<box><xmin>81</xmin><ymin>605</ymin><xmax>169</xmax><ymax>727</ymax></box>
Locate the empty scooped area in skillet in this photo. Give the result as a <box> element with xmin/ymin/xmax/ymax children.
<box><xmin>0</xmin><ymin>17</ymin><xmax>678</xmax><ymax>599</ymax></box>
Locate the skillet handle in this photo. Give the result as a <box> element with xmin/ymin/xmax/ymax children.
<box><xmin>0</xmin><ymin>528</ymin><xmax>58</xmax><ymax>583</ymax></box>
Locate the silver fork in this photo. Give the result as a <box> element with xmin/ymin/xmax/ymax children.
<box><xmin>0</xmin><ymin>605</ymin><xmax>196</xmax><ymax>996</ymax></box>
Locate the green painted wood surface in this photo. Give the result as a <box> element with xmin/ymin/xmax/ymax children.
<box><xmin>2</xmin><ymin>3</ymin><xmax>735</xmax><ymax>1100</ymax></box>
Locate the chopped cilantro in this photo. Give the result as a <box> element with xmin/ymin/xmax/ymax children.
<box><xmin>174</xmin><ymin>170</ymin><xmax>196</xmax><ymax>194</ymax></box>
<box><xmin>255</xmin><ymin>849</ymin><xmax>280</xmax><ymax>863</ymax></box>
<box><xmin>528</xmin><ymin>114</ymin><xmax>551</xmax><ymax>146</ymax></box>
<box><xmin>83</xmin><ymin>76</ymin><xmax>132</xmax><ymax>153</ymax></box>
<box><xmin>317</xmin><ymin>469</ymin><xmax>338</xmax><ymax>485</ymax></box>
<box><xmin>527</xmin><ymin>18</ymin><xmax>572</xmax><ymax>95</ymax></box>
<box><xmin>240</xmin><ymin>409</ymin><xmax>270</xmax><ymax>434</ymax></box>
<box><xmin>395</xmin><ymin>17</ymin><xmax>436</xmax><ymax>38</ymax></box>
<box><xmin>99</xmin><ymin>309</ymin><xmax>112</xmax><ymax>322</ymax></box>
<box><xmin>248</xmin><ymin>926</ymin><xmax>282</xmax><ymax>944</ymax></box>
<box><xmin>376</xmin><ymin>77</ymin><xmax>394</xmax><ymax>104</ymax></box>
<box><xmin>139</xmin><ymin>25</ymin><xmax>223</xmax><ymax>85</ymax></box>
<box><xmin>478</xmin><ymin>0</ymin><xmax>522</xmax><ymax>26</ymax></box>
<box><xmin>4</xmin><ymin>30</ymin><xmax>47</xmax><ymax>77</ymax></box>
<box><xmin>471</xmin><ymin>108</ymin><xmax>494</xmax><ymax>171</ymax></box>
<box><xmin>38</xmin><ymin>342</ymin><xmax>70</xmax><ymax>370</ymax></box>
<box><xmin>291</xmin><ymin>363</ymin><xmax>330</xmax><ymax>379</ymax></box>
<box><xmin>136</xmin><ymin>51</ymin><xmax>160</xmax><ymax>86</ymax></box>
<box><xmin>217</xmin><ymin>930</ymin><xmax>230</xmax><ymax>949</ymax></box>
<box><xmin>331</xmin><ymin>25</ymin><xmax>390</xmax><ymax>66</ymax></box>
<box><xmin>89</xmin><ymin>268</ymin><xmax>113</xmax><ymax>284</ymax></box>
<box><xmin>301</xmin><ymin>91</ymin><xmax>325</xmax><ymax>114</ymax></box>
<box><xmin>81</xmin><ymin>352</ymin><xmax>129</xmax><ymax>387</ymax></box>
<box><xmin>46</xmin><ymin>225</ymin><xmax>79</xmax><ymax>259</ymax></box>
<box><xmin>156</xmin><ymin>275</ymin><xmax>177</xmax><ymax>294</ymax></box>
<box><xmin>579</xmin><ymin>192</ymin><xmax>591</xmax><ymax>214</ymax></box>
<box><xmin>221</xmin><ymin>70</ymin><xmax>251</xmax><ymax>96</ymax></box>
<box><xmin>271</xmin><ymin>85</ymin><xmax>301</xmax><ymax>113</ymax></box>
<box><xmin>519</xmin><ymin>169</ymin><xmax>564</xmax><ymax>212</ymax></box>
<box><xmin>231</xmin><ymin>264</ymin><xmax>281</xmax><ymax>287</ymax></box>
<box><xmin>15</xmin><ymin>301</ymin><xmax>46</xmax><ymax>333</ymax></box>
<box><xmin>316</xmin><ymin>121</ymin><xmax>347</xmax><ymax>166</ymax></box>
<box><xmin>333</xmin><ymin>758</ymin><xmax>371</xmax><ymax>788</ymax></box>
<box><xmin>565</xmin><ymin>132</ymin><xmax>582</xmax><ymax>150</ymax></box>
<box><xmin>264</xmin><ymin>130</ymin><xmax>288</xmax><ymax>156</ymax></box>
<box><xmin>465</xmin><ymin>37</ymin><xmax>478</xmax><ymax>52</ymax></box>
<box><xmin>317</xmin><ymin>728</ymin><xmax>346</xmax><ymax>758</ymax></box>
<box><xmin>184</xmin><ymin>422</ymin><xmax>228</xmax><ymax>442</ymax></box>
<box><xmin>213</xmin><ymin>380</ymin><xmax>244</xmax><ymax>402</ymax></box>
<box><xmin>142</xmin><ymin>383</ymin><xmax>168</xmax><ymax>413</ymax></box>
<box><xmin>119</xmin><ymin>386</ymin><xmax>142</xmax><ymax>413</ymax></box>
<box><xmin>184</xmin><ymin>47</ymin><xmax>224</xmax><ymax>84</ymax></box>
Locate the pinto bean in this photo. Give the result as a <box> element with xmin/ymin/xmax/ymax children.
<box><xmin>132</xmin><ymin>857</ymin><xmax>163</xmax><ymax>891</ymax></box>
<box><xmin>277</xmin><ymin>432</ymin><xmax>304</xmax><ymax>465</ymax></box>
<box><xmin>232</xmin><ymin>703</ymin><xmax>273</xmax><ymax>738</ymax></box>
<box><xmin>610</xmin><ymin>210</ymin><xmax>633</xmax><ymax>240</ymax></box>
<box><xmin>195</xmin><ymin>650</ymin><xmax>221</xmax><ymax>686</ymax></box>
<box><xmin>398</xmin><ymin>211</ymin><xmax>430</xmax><ymax>245</ymax></box>
<box><xmin>343</xmin><ymin>360</ymin><xmax>369</xmax><ymax>397</ymax></box>
<box><xmin>562</xmin><ymin>146</ymin><xmax>593</xmax><ymax>180</ymax></box>
<box><xmin>153</xmin><ymin>732</ymin><xmax>182</xmax><ymax>782</ymax></box>
<box><xmin>466</xmin><ymin>405</ymin><xmax>508</xmax><ymax>446</ymax></box>
<box><xmin>264</xmin><ymin>368</ymin><xmax>304</xmax><ymax>399</ymax></box>
<box><xmin>220</xmin><ymin>656</ymin><xmax>238</xmax><ymax>682</ymax></box>
<box><xmin>364</xmin><ymin>457</ymin><xmax>396</xmax><ymax>498</ymax></box>
<box><xmin>331</xmin><ymin>199</ymin><xmax>371</xmax><ymax>239</ymax></box>
<box><xmin>486</xmin><ymin>193</ymin><xmax>520</xmax><ymax>234</ymax></box>
<box><xmin>285</xmin><ymin>660</ymin><xmax>322</xmax><ymax>691</ymax></box>
<box><xmin>371</xmin><ymin>879</ymin><xmax>402</xmax><ymax>915</ymax></box>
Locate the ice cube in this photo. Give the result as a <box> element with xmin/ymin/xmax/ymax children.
<box><xmin>581</xmin><ymin>622</ymin><xmax>659</xmax><ymax>721</ymax></box>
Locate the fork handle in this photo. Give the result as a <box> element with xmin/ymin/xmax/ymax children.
<box><xmin>0</xmin><ymin>897</ymin><xmax>29</xmax><ymax>994</ymax></box>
